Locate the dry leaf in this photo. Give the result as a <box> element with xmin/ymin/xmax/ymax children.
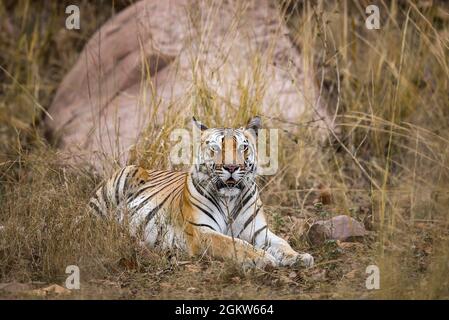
<box><xmin>344</xmin><ymin>270</ymin><xmax>358</xmax><ymax>279</ymax></box>
<box><xmin>337</xmin><ymin>241</ymin><xmax>364</xmax><ymax>250</ymax></box>
<box><xmin>185</xmin><ymin>265</ymin><xmax>201</xmax><ymax>273</ymax></box>
<box><xmin>231</xmin><ymin>276</ymin><xmax>241</xmax><ymax>284</ymax></box>
<box><xmin>27</xmin><ymin>284</ymin><xmax>71</xmax><ymax>297</ymax></box>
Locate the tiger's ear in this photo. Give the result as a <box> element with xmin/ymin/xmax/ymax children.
<box><xmin>245</xmin><ymin>116</ymin><xmax>261</xmax><ymax>136</ymax></box>
<box><xmin>192</xmin><ymin>116</ymin><xmax>208</xmax><ymax>131</ymax></box>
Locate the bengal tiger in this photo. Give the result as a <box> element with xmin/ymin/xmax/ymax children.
<box><xmin>89</xmin><ymin>116</ymin><xmax>314</xmax><ymax>269</ymax></box>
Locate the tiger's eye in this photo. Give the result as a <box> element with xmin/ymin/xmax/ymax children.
<box><xmin>209</xmin><ymin>144</ymin><xmax>220</xmax><ymax>153</ymax></box>
<box><xmin>239</xmin><ymin>144</ymin><xmax>248</xmax><ymax>152</ymax></box>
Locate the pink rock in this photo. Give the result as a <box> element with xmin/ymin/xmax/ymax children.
<box><xmin>46</xmin><ymin>0</ymin><xmax>330</xmax><ymax>171</ymax></box>
<box><xmin>308</xmin><ymin>215</ymin><xmax>367</xmax><ymax>245</ymax></box>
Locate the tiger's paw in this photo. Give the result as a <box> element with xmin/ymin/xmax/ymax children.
<box><xmin>279</xmin><ymin>252</ymin><xmax>314</xmax><ymax>268</ymax></box>
<box><xmin>298</xmin><ymin>253</ymin><xmax>314</xmax><ymax>268</ymax></box>
<box><xmin>242</xmin><ymin>254</ymin><xmax>277</xmax><ymax>271</ymax></box>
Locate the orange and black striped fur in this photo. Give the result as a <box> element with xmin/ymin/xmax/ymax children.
<box><xmin>89</xmin><ymin>117</ymin><xmax>314</xmax><ymax>269</ymax></box>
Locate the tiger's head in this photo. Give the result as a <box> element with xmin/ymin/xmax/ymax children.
<box><xmin>191</xmin><ymin>116</ymin><xmax>261</xmax><ymax>197</ymax></box>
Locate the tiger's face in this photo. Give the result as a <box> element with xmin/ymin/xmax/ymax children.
<box><xmin>192</xmin><ymin>116</ymin><xmax>261</xmax><ymax>197</ymax></box>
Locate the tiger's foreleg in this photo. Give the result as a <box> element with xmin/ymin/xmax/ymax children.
<box><xmin>187</xmin><ymin>226</ymin><xmax>277</xmax><ymax>270</ymax></box>
<box><xmin>241</xmin><ymin>208</ymin><xmax>314</xmax><ymax>268</ymax></box>
<box><xmin>257</xmin><ymin>229</ymin><xmax>314</xmax><ymax>268</ymax></box>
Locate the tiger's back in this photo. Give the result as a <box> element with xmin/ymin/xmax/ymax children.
<box><xmin>89</xmin><ymin>165</ymin><xmax>189</xmax><ymax>251</ymax></box>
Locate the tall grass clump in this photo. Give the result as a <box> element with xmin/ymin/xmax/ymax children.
<box><xmin>0</xmin><ymin>0</ymin><xmax>150</xmax><ymax>284</ymax></box>
<box><xmin>286</xmin><ymin>0</ymin><xmax>449</xmax><ymax>298</ymax></box>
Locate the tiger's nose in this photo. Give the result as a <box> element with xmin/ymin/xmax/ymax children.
<box><xmin>223</xmin><ymin>165</ymin><xmax>239</xmax><ymax>173</ymax></box>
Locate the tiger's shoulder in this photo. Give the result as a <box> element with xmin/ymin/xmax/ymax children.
<box><xmin>108</xmin><ymin>165</ymin><xmax>187</xmax><ymax>187</ymax></box>
<box><xmin>114</xmin><ymin>165</ymin><xmax>188</xmax><ymax>195</ymax></box>
<box><xmin>89</xmin><ymin>165</ymin><xmax>188</xmax><ymax>216</ymax></box>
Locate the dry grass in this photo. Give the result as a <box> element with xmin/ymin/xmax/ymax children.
<box><xmin>0</xmin><ymin>0</ymin><xmax>448</xmax><ymax>299</ymax></box>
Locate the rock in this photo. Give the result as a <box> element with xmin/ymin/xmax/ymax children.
<box><xmin>46</xmin><ymin>0</ymin><xmax>330</xmax><ymax>170</ymax></box>
<box><xmin>307</xmin><ymin>215</ymin><xmax>368</xmax><ymax>245</ymax></box>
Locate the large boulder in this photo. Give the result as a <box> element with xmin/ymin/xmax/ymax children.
<box><xmin>47</xmin><ymin>0</ymin><xmax>329</xmax><ymax>170</ymax></box>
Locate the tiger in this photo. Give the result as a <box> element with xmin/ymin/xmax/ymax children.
<box><xmin>89</xmin><ymin>116</ymin><xmax>314</xmax><ymax>269</ymax></box>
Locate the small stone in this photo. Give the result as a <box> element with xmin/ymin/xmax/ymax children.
<box><xmin>308</xmin><ymin>215</ymin><xmax>367</xmax><ymax>245</ymax></box>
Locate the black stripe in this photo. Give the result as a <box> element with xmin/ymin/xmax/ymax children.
<box><xmin>190</xmin><ymin>201</ymin><xmax>220</xmax><ymax>229</ymax></box>
<box><xmin>187</xmin><ymin>221</ymin><xmax>216</xmax><ymax>232</ymax></box>
<box><xmin>237</xmin><ymin>199</ymin><xmax>256</xmax><ymax>219</ymax></box>
<box><xmin>192</xmin><ymin>179</ymin><xmax>225</xmax><ymax>218</ymax></box>
<box><xmin>126</xmin><ymin>172</ymin><xmax>182</xmax><ymax>204</ymax></box>
<box><xmin>186</xmin><ymin>186</ymin><xmax>218</xmax><ymax>219</ymax></box>
<box><xmin>114</xmin><ymin>167</ymin><xmax>127</xmax><ymax>204</ymax></box>
<box><xmin>138</xmin><ymin>171</ymin><xmax>179</xmax><ymax>189</ymax></box>
<box><xmin>148</xmin><ymin>170</ymin><xmax>185</xmax><ymax>184</ymax></box>
<box><xmin>251</xmin><ymin>225</ymin><xmax>267</xmax><ymax>244</ymax></box>
<box><xmin>88</xmin><ymin>200</ymin><xmax>101</xmax><ymax>215</ymax></box>
<box><xmin>101</xmin><ymin>184</ymin><xmax>109</xmax><ymax>210</ymax></box>
<box><xmin>173</xmin><ymin>185</ymin><xmax>184</xmax><ymax>201</ymax></box>
<box><xmin>130</xmin><ymin>175</ymin><xmax>186</xmax><ymax>213</ymax></box>
<box><xmin>235</xmin><ymin>184</ymin><xmax>254</xmax><ymax>207</ymax></box>
<box><xmin>144</xmin><ymin>193</ymin><xmax>172</xmax><ymax>225</ymax></box>
<box><xmin>237</xmin><ymin>205</ymin><xmax>261</xmax><ymax>237</ymax></box>
<box><xmin>187</xmin><ymin>187</ymin><xmax>220</xmax><ymax>229</ymax></box>
<box><xmin>166</xmin><ymin>187</ymin><xmax>183</xmax><ymax>211</ymax></box>
<box><xmin>262</xmin><ymin>239</ymin><xmax>272</xmax><ymax>250</ymax></box>
<box><xmin>123</xmin><ymin>166</ymin><xmax>139</xmax><ymax>193</ymax></box>
<box><xmin>146</xmin><ymin>170</ymin><xmax>172</xmax><ymax>181</ymax></box>
<box><xmin>131</xmin><ymin>184</ymin><xmax>173</xmax><ymax>215</ymax></box>
<box><xmin>130</xmin><ymin>190</ymin><xmax>160</xmax><ymax>214</ymax></box>
<box><xmin>231</xmin><ymin>185</ymin><xmax>256</xmax><ymax>219</ymax></box>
